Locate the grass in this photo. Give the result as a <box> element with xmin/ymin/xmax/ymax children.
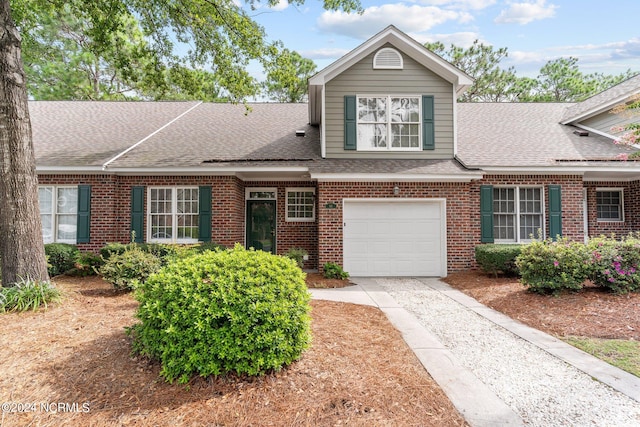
<box><xmin>563</xmin><ymin>336</ymin><xmax>640</xmax><ymax>377</ymax></box>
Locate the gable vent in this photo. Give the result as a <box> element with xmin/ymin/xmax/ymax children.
<box><xmin>373</xmin><ymin>48</ymin><xmax>403</xmax><ymax>70</ymax></box>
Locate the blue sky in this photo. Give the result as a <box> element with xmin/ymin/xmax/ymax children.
<box><xmin>247</xmin><ymin>0</ymin><xmax>640</xmax><ymax>78</ymax></box>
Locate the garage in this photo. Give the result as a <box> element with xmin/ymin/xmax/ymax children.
<box><xmin>343</xmin><ymin>199</ymin><xmax>447</xmax><ymax>277</ymax></box>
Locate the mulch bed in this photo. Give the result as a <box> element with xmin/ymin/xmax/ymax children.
<box><xmin>0</xmin><ymin>275</ymin><xmax>466</xmax><ymax>426</ymax></box>
<box><xmin>444</xmin><ymin>271</ymin><xmax>640</xmax><ymax>340</ymax></box>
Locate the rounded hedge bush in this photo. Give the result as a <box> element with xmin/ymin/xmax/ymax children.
<box><xmin>129</xmin><ymin>244</ymin><xmax>312</xmax><ymax>383</ymax></box>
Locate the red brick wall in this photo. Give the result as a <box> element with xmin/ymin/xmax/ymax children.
<box><xmin>317</xmin><ymin>181</ymin><xmax>477</xmax><ymax>272</ymax></box>
<box><xmin>244</xmin><ymin>181</ymin><xmax>318</xmax><ymax>269</ymax></box>
<box><xmin>584</xmin><ymin>181</ymin><xmax>640</xmax><ymax>237</ymax></box>
<box><xmin>37</xmin><ymin>173</ymin><xmax>594</xmax><ymax>274</ymax></box>
<box><xmin>37</xmin><ymin>175</ymin><xmax>319</xmax><ymax>269</ymax></box>
<box><xmin>317</xmin><ymin>175</ymin><xmax>585</xmax><ymax>274</ymax></box>
<box><xmin>480</xmin><ymin>175</ymin><xmax>585</xmax><ymax>242</ymax></box>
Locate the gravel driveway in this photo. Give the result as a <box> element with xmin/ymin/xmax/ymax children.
<box><xmin>374</xmin><ymin>277</ymin><xmax>640</xmax><ymax>426</ymax></box>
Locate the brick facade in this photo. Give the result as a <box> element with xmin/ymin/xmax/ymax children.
<box><xmin>37</xmin><ymin>173</ymin><xmax>640</xmax><ymax>275</ymax></box>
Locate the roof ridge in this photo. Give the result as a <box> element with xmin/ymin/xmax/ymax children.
<box><xmin>101</xmin><ymin>101</ymin><xmax>202</xmax><ymax>169</ymax></box>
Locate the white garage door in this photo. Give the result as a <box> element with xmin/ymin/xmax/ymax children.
<box><xmin>343</xmin><ymin>200</ymin><xmax>446</xmax><ymax>277</ymax></box>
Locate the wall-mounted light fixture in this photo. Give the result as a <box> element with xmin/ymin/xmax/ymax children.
<box><xmin>393</xmin><ymin>186</ymin><xmax>400</xmax><ymax>195</ymax></box>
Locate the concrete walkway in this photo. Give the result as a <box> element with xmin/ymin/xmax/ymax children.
<box><xmin>310</xmin><ymin>278</ymin><xmax>640</xmax><ymax>427</ymax></box>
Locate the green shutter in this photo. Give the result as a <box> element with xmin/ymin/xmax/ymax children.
<box><xmin>198</xmin><ymin>186</ymin><xmax>212</xmax><ymax>242</ymax></box>
<box><xmin>344</xmin><ymin>95</ymin><xmax>357</xmax><ymax>150</ymax></box>
<box><xmin>480</xmin><ymin>185</ymin><xmax>494</xmax><ymax>243</ymax></box>
<box><xmin>76</xmin><ymin>185</ymin><xmax>91</xmax><ymax>243</ymax></box>
<box><xmin>548</xmin><ymin>185</ymin><xmax>562</xmax><ymax>240</ymax></box>
<box><xmin>422</xmin><ymin>95</ymin><xmax>435</xmax><ymax>150</ymax></box>
<box><xmin>131</xmin><ymin>186</ymin><xmax>144</xmax><ymax>243</ymax></box>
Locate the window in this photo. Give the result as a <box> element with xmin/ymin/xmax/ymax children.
<box><xmin>596</xmin><ymin>189</ymin><xmax>623</xmax><ymax>221</ymax></box>
<box><xmin>286</xmin><ymin>188</ymin><xmax>315</xmax><ymax>222</ymax></box>
<box><xmin>493</xmin><ymin>187</ymin><xmax>543</xmax><ymax>242</ymax></box>
<box><xmin>357</xmin><ymin>96</ymin><xmax>421</xmax><ymax>151</ymax></box>
<box><xmin>39</xmin><ymin>186</ymin><xmax>78</xmax><ymax>244</ymax></box>
<box><xmin>148</xmin><ymin>187</ymin><xmax>199</xmax><ymax>242</ymax></box>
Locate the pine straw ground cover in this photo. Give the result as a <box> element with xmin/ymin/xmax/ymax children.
<box><xmin>0</xmin><ymin>275</ymin><xmax>466</xmax><ymax>427</ymax></box>
<box><xmin>444</xmin><ymin>271</ymin><xmax>640</xmax><ymax>341</ymax></box>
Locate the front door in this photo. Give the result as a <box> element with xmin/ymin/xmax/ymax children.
<box><xmin>246</xmin><ymin>200</ymin><xmax>276</xmax><ymax>253</ymax></box>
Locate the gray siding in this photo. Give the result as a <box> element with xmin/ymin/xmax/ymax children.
<box><xmin>325</xmin><ymin>49</ymin><xmax>455</xmax><ymax>159</ymax></box>
<box><xmin>582</xmin><ymin>110</ymin><xmax>637</xmax><ymax>137</ymax></box>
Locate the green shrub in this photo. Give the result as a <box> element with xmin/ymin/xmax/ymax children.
<box><xmin>285</xmin><ymin>247</ymin><xmax>308</xmax><ymax>269</ymax></box>
<box><xmin>475</xmin><ymin>244</ymin><xmax>523</xmax><ymax>276</ymax></box>
<box><xmin>588</xmin><ymin>235</ymin><xmax>640</xmax><ymax>294</ymax></box>
<box><xmin>67</xmin><ymin>251</ymin><xmax>103</xmax><ymax>276</ymax></box>
<box><xmin>99</xmin><ymin>247</ymin><xmax>161</xmax><ymax>291</ymax></box>
<box><xmin>323</xmin><ymin>262</ymin><xmax>349</xmax><ymax>279</ymax></box>
<box><xmin>100</xmin><ymin>242</ymin><xmax>128</xmax><ymax>260</ymax></box>
<box><xmin>192</xmin><ymin>242</ymin><xmax>226</xmax><ymax>253</ymax></box>
<box><xmin>516</xmin><ymin>238</ymin><xmax>591</xmax><ymax>295</ymax></box>
<box><xmin>44</xmin><ymin>243</ymin><xmax>79</xmax><ymax>276</ymax></box>
<box><xmin>128</xmin><ymin>244</ymin><xmax>312</xmax><ymax>383</ymax></box>
<box><xmin>0</xmin><ymin>278</ymin><xmax>61</xmax><ymax>313</ymax></box>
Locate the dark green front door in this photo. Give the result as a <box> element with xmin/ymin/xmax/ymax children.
<box><xmin>246</xmin><ymin>200</ymin><xmax>276</xmax><ymax>253</ymax></box>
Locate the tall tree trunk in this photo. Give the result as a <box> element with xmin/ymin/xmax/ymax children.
<box><xmin>0</xmin><ymin>0</ymin><xmax>49</xmax><ymax>286</ymax></box>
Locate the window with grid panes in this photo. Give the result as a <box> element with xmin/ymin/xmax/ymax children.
<box><xmin>38</xmin><ymin>186</ymin><xmax>78</xmax><ymax>244</ymax></box>
<box><xmin>148</xmin><ymin>187</ymin><xmax>199</xmax><ymax>242</ymax></box>
<box><xmin>596</xmin><ymin>190</ymin><xmax>623</xmax><ymax>221</ymax></box>
<box><xmin>357</xmin><ymin>96</ymin><xmax>421</xmax><ymax>150</ymax></box>
<box><xmin>493</xmin><ymin>187</ymin><xmax>543</xmax><ymax>242</ymax></box>
<box><xmin>286</xmin><ymin>188</ymin><xmax>315</xmax><ymax>222</ymax></box>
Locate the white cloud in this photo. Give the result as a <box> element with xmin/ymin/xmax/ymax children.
<box><xmin>317</xmin><ymin>4</ymin><xmax>472</xmax><ymax>39</ymax></box>
<box><xmin>300</xmin><ymin>47</ymin><xmax>352</xmax><ymax>60</ymax></box>
<box><xmin>494</xmin><ymin>0</ymin><xmax>558</xmax><ymax>25</ymax></box>
<box><xmin>415</xmin><ymin>0</ymin><xmax>496</xmax><ymax>10</ymax></box>
<box><xmin>269</xmin><ymin>0</ymin><xmax>289</xmax><ymax>11</ymax></box>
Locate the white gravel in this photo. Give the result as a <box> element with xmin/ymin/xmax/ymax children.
<box><xmin>377</xmin><ymin>278</ymin><xmax>640</xmax><ymax>427</ymax></box>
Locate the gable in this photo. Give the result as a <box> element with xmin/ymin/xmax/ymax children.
<box><xmin>323</xmin><ymin>50</ymin><xmax>455</xmax><ymax>159</ymax></box>
<box><xmin>308</xmin><ymin>25</ymin><xmax>472</xmax><ymax>128</ymax></box>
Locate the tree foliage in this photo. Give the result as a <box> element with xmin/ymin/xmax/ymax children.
<box><xmin>263</xmin><ymin>48</ymin><xmax>316</xmax><ymax>102</ymax></box>
<box><xmin>427</xmin><ymin>40</ymin><xmax>637</xmax><ymax>103</ymax></box>
<box><xmin>1</xmin><ymin>0</ymin><xmax>362</xmax><ymax>286</ymax></box>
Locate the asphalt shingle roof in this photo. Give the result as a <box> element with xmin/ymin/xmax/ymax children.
<box><xmin>560</xmin><ymin>74</ymin><xmax>640</xmax><ymax>124</ymax></box>
<box><xmin>31</xmin><ymin>101</ymin><xmax>200</xmax><ymax>166</ymax></box>
<box><xmin>456</xmin><ymin>102</ymin><xmax>634</xmax><ymax>167</ymax></box>
<box><xmin>31</xmin><ymin>100</ymin><xmax>636</xmax><ymax>173</ymax></box>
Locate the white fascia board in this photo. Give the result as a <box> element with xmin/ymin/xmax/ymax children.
<box><xmin>311</xmin><ymin>172</ymin><xmax>483</xmax><ymax>182</ymax></box>
<box><xmin>37</xmin><ymin>166</ymin><xmax>108</xmax><ymax>174</ymax></box>
<box><xmin>321</xmin><ymin>85</ymin><xmax>326</xmax><ymax>158</ymax></box>
<box><xmin>482</xmin><ymin>165</ymin><xmax>640</xmax><ymax>175</ymax></box>
<box><xmin>107</xmin><ymin>166</ymin><xmax>310</xmax><ymax>175</ymax></box>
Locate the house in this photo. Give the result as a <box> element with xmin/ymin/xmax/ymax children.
<box><xmin>33</xmin><ymin>26</ymin><xmax>640</xmax><ymax>277</ymax></box>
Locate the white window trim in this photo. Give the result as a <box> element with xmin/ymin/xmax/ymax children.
<box><xmin>39</xmin><ymin>185</ymin><xmax>78</xmax><ymax>244</ymax></box>
<box><xmin>147</xmin><ymin>186</ymin><xmax>200</xmax><ymax>244</ymax></box>
<box><xmin>494</xmin><ymin>186</ymin><xmax>546</xmax><ymax>244</ymax></box>
<box><xmin>285</xmin><ymin>188</ymin><xmax>316</xmax><ymax>222</ymax></box>
<box><xmin>245</xmin><ymin>187</ymin><xmax>277</xmax><ymax>200</ymax></box>
<box><xmin>356</xmin><ymin>94</ymin><xmax>422</xmax><ymax>152</ymax></box>
<box><xmin>595</xmin><ymin>187</ymin><xmax>625</xmax><ymax>222</ymax></box>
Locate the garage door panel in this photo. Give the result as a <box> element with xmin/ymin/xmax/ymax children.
<box><xmin>343</xmin><ymin>201</ymin><xmax>445</xmax><ymax>277</ymax></box>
